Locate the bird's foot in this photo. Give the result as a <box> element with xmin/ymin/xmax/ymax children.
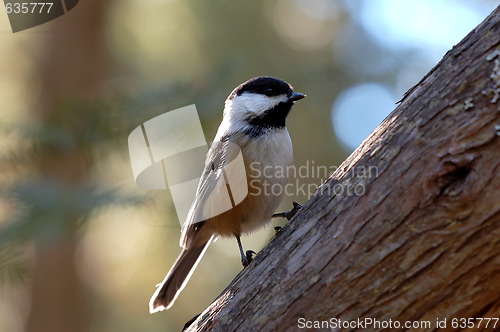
<box><xmin>272</xmin><ymin>201</ymin><xmax>303</xmax><ymax>220</ymax></box>
<box><xmin>274</xmin><ymin>226</ymin><xmax>282</xmax><ymax>235</ymax></box>
<box><xmin>242</xmin><ymin>250</ymin><xmax>256</xmax><ymax>267</ymax></box>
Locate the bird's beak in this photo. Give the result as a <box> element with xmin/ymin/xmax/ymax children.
<box><xmin>289</xmin><ymin>92</ymin><xmax>306</xmax><ymax>102</ymax></box>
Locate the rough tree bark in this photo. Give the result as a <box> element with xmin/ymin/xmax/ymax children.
<box><xmin>187</xmin><ymin>5</ymin><xmax>500</xmax><ymax>332</ymax></box>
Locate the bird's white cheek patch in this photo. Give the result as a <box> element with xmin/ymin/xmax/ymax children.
<box><xmin>238</xmin><ymin>93</ymin><xmax>288</xmax><ymax>117</ymax></box>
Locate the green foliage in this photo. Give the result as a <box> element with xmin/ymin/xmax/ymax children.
<box><xmin>0</xmin><ymin>93</ymin><xmax>162</xmax><ymax>287</ymax></box>
<box><xmin>0</xmin><ymin>244</ymin><xmax>30</xmax><ymax>287</ymax></box>
<box><xmin>0</xmin><ymin>179</ymin><xmax>149</xmax><ymax>244</ymax></box>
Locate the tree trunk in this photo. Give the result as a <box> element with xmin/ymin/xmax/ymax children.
<box><xmin>187</xmin><ymin>5</ymin><xmax>500</xmax><ymax>332</ymax></box>
<box><xmin>25</xmin><ymin>1</ymin><xmax>110</xmax><ymax>332</ymax></box>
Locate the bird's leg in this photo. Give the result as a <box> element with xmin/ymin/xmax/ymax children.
<box><xmin>236</xmin><ymin>235</ymin><xmax>255</xmax><ymax>267</ymax></box>
<box><xmin>272</xmin><ymin>201</ymin><xmax>303</xmax><ymax>221</ymax></box>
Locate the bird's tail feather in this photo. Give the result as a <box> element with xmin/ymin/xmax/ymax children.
<box><xmin>149</xmin><ymin>236</ymin><xmax>213</xmax><ymax>313</ymax></box>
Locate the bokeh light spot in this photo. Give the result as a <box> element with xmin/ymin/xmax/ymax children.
<box><xmin>332</xmin><ymin>83</ymin><xmax>396</xmax><ymax>151</ymax></box>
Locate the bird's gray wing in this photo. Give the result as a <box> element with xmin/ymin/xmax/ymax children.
<box><xmin>179</xmin><ymin>135</ymin><xmax>248</xmax><ymax>248</ymax></box>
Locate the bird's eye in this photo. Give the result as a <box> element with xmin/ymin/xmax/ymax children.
<box><xmin>264</xmin><ymin>88</ymin><xmax>274</xmax><ymax>97</ymax></box>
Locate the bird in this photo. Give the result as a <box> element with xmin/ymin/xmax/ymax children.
<box><xmin>149</xmin><ymin>76</ymin><xmax>306</xmax><ymax>313</ymax></box>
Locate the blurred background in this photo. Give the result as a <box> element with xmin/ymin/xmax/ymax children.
<box><xmin>0</xmin><ymin>0</ymin><xmax>497</xmax><ymax>331</ymax></box>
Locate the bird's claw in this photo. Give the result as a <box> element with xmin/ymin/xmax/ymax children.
<box><xmin>242</xmin><ymin>250</ymin><xmax>256</xmax><ymax>267</ymax></box>
<box><xmin>272</xmin><ymin>201</ymin><xmax>303</xmax><ymax>221</ymax></box>
<box><xmin>274</xmin><ymin>226</ymin><xmax>282</xmax><ymax>235</ymax></box>
<box><xmin>289</xmin><ymin>201</ymin><xmax>303</xmax><ymax>219</ymax></box>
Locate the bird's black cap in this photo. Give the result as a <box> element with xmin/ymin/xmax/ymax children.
<box><xmin>228</xmin><ymin>76</ymin><xmax>294</xmax><ymax>100</ymax></box>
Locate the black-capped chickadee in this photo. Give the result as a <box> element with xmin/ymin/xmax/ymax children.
<box><xmin>149</xmin><ymin>76</ymin><xmax>306</xmax><ymax>313</ymax></box>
